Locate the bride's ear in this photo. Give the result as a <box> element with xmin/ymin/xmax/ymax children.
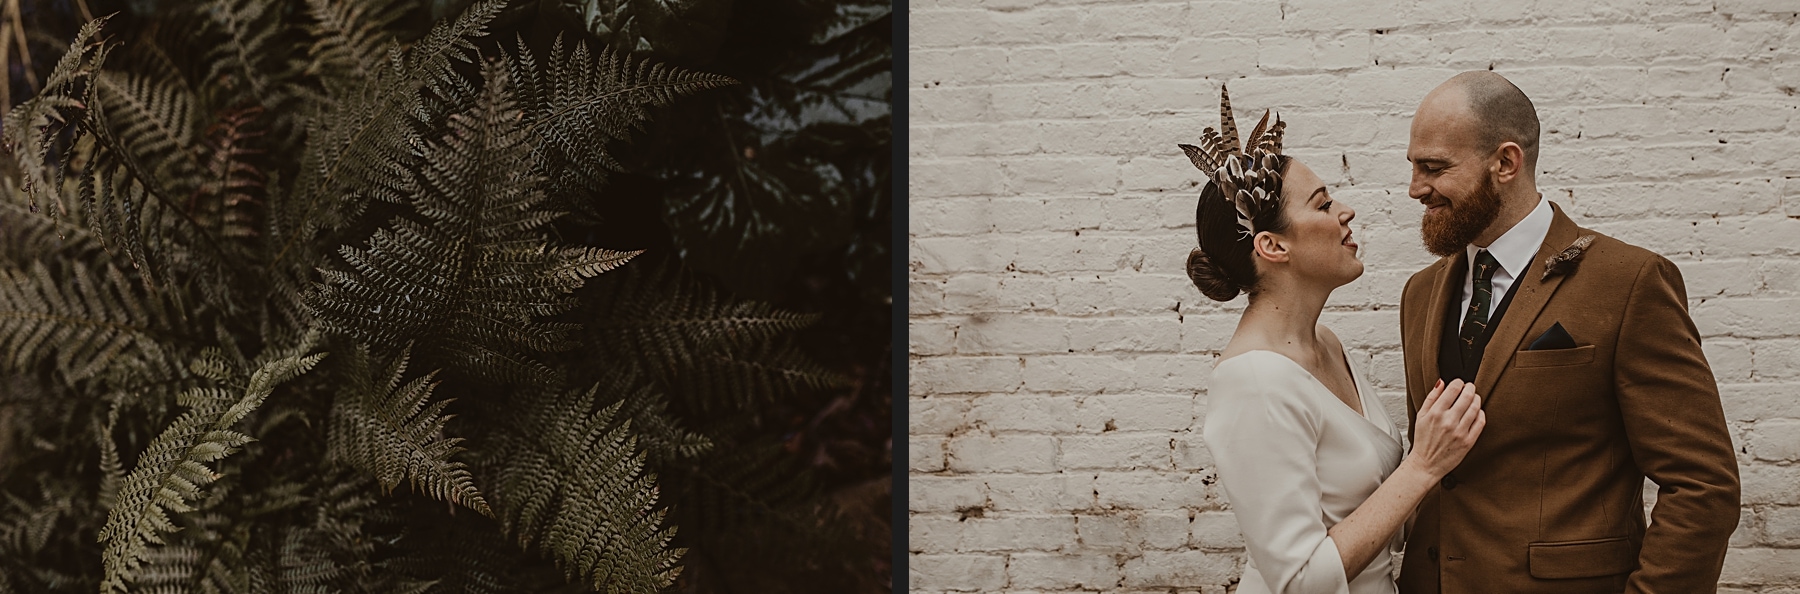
<box><xmin>1252</xmin><ymin>231</ymin><xmax>1290</xmax><ymax>264</ymax></box>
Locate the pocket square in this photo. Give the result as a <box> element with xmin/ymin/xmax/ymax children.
<box><xmin>1527</xmin><ymin>322</ymin><xmax>1578</xmax><ymax>351</ymax></box>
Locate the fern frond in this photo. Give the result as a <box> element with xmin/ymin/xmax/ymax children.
<box><xmin>273</xmin><ymin>0</ymin><xmax>504</xmax><ymax>289</ymax></box>
<box><xmin>1</xmin><ymin>16</ymin><xmax>110</xmax><ymax>225</ymax></box>
<box><xmin>302</xmin><ymin>0</ymin><xmax>502</xmax><ymax>203</ymax></box>
<box><xmin>0</xmin><ymin>193</ymin><xmax>103</xmax><ymax>265</ymax></box>
<box><xmin>303</xmin><ymin>0</ymin><xmax>409</xmax><ymax>98</ymax></box>
<box><xmin>589</xmin><ymin>263</ymin><xmax>816</xmax><ymax>367</ymax></box>
<box><xmin>80</xmin><ymin>109</ymin><xmax>238</xmax><ymax>294</ymax></box>
<box><xmin>489</xmin><ymin>385</ymin><xmax>683</xmax><ymax>593</ymax></box>
<box><xmin>664</xmin><ymin>439</ymin><xmax>817</xmax><ymax>535</ymax></box>
<box><xmin>328</xmin><ymin>343</ymin><xmax>490</xmax><ymax>515</ymax></box>
<box><xmin>0</xmin><ymin>483</ymin><xmax>78</xmax><ymax>559</ymax></box>
<box><xmin>401</xmin><ymin>0</ymin><xmax>506</xmax><ymax>108</ymax></box>
<box><xmin>99</xmin><ymin>352</ymin><xmax>326</xmax><ymax>593</ymax></box>
<box><xmin>587</xmin><ymin>367</ymin><xmax>711</xmax><ymax>463</ymax></box>
<box><xmin>90</xmin><ymin>68</ymin><xmax>203</xmax><ymax>196</ymax></box>
<box><xmin>506</xmin><ymin>34</ymin><xmax>735</xmax><ymax>200</ymax></box>
<box><xmin>307</xmin><ymin>59</ymin><xmax>638</xmax><ymax>386</ymax></box>
<box><xmin>98</xmin><ymin>402</ymin><xmax>124</xmax><ymax>511</ymax></box>
<box><xmin>675</xmin><ymin>340</ymin><xmax>845</xmax><ymax>413</ymax></box>
<box><xmin>197</xmin><ymin>0</ymin><xmax>281</xmax><ymax>102</ymax></box>
<box><xmin>275</xmin><ymin>527</ymin><xmax>350</xmax><ymax>594</ymax></box>
<box><xmin>132</xmin><ymin>499</ymin><xmax>283</xmax><ymax>594</ymax></box>
<box><xmin>190</xmin><ymin>106</ymin><xmax>267</xmax><ymax>240</ymax></box>
<box><xmin>586</xmin><ymin>263</ymin><xmax>840</xmax><ymax>411</ymax></box>
<box><xmin>0</xmin><ymin>260</ymin><xmax>182</xmax><ymax>386</ymax></box>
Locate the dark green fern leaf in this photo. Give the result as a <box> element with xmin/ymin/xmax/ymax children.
<box><xmin>100</xmin><ymin>352</ymin><xmax>326</xmax><ymax>593</ymax></box>
<box><xmin>191</xmin><ymin>106</ymin><xmax>268</xmax><ymax>241</ymax></box>
<box><xmin>0</xmin><ymin>192</ymin><xmax>105</xmax><ymax>267</ymax></box>
<box><xmin>301</xmin><ymin>0</ymin><xmax>502</xmax><ymax>204</ymax></box>
<box><xmin>307</xmin><ymin>59</ymin><xmax>638</xmax><ymax>386</ymax></box>
<box><xmin>549</xmin><ymin>0</ymin><xmax>732</xmax><ymax>64</ymax></box>
<box><xmin>586</xmin><ymin>262</ymin><xmax>840</xmax><ymax>412</ymax></box>
<box><xmin>487</xmin><ymin>384</ymin><xmax>682</xmax><ymax>593</ymax></box>
<box><xmin>90</xmin><ymin>67</ymin><xmax>204</xmax><ymax>200</ymax></box>
<box><xmin>585</xmin><ymin>367</ymin><xmax>711</xmax><ymax>464</ymax></box>
<box><xmin>0</xmin><ymin>17</ymin><xmax>110</xmax><ymax>224</ymax></box>
<box><xmin>0</xmin><ymin>260</ymin><xmax>182</xmax><ymax>386</ymax></box>
<box><xmin>589</xmin><ymin>263</ymin><xmax>816</xmax><ymax>368</ymax></box>
<box><xmin>652</xmin><ymin>0</ymin><xmax>890</xmax><ymax>298</ymax></box>
<box><xmin>275</xmin><ymin>0</ymin><xmax>505</xmax><ymax>277</ymax></box>
<box><xmin>662</xmin><ymin>439</ymin><xmax>816</xmax><ymax>535</ymax></box>
<box><xmin>303</xmin><ymin>0</ymin><xmax>411</xmax><ymax>98</ymax></box>
<box><xmin>195</xmin><ymin>0</ymin><xmax>289</xmax><ymax>109</ymax></box>
<box><xmin>328</xmin><ymin>343</ymin><xmax>490</xmax><ymax>515</ymax></box>
<box><xmin>667</xmin><ymin>338</ymin><xmax>844</xmax><ymax>413</ymax></box>
<box><xmin>505</xmin><ymin>33</ymin><xmax>735</xmax><ymax>203</ymax></box>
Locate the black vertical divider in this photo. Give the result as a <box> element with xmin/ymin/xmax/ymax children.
<box><xmin>889</xmin><ymin>0</ymin><xmax>909</xmax><ymax>590</ymax></box>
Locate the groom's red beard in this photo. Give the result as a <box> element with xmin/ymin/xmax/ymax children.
<box><xmin>1421</xmin><ymin>172</ymin><xmax>1504</xmax><ymax>257</ymax></box>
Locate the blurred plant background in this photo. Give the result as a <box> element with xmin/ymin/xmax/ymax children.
<box><xmin>0</xmin><ymin>0</ymin><xmax>890</xmax><ymax>590</ymax></box>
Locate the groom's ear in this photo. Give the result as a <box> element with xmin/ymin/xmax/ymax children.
<box><xmin>1251</xmin><ymin>231</ymin><xmax>1290</xmax><ymax>264</ymax></box>
<box><xmin>1492</xmin><ymin>141</ymin><xmax>1526</xmax><ymax>184</ymax></box>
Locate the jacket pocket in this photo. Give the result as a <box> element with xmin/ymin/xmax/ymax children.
<box><xmin>1528</xmin><ymin>536</ymin><xmax>1636</xmax><ymax>579</ymax></box>
<box><xmin>1513</xmin><ymin>344</ymin><xmax>1596</xmax><ymax>368</ymax></box>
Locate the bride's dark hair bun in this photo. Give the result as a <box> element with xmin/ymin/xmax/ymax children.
<box><xmin>1187</xmin><ymin>246</ymin><xmax>1240</xmax><ymax>302</ymax></box>
<box><xmin>1186</xmin><ymin>155</ymin><xmax>1294</xmax><ymax>302</ymax></box>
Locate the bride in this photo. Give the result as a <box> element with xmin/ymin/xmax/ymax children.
<box><xmin>1180</xmin><ymin>88</ymin><xmax>1485</xmax><ymax>594</ymax></box>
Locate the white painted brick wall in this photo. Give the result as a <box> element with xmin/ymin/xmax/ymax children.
<box><xmin>907</xmin><ymin>0</ymin><xmax>1800</xmax><ymax>591</ymax></box>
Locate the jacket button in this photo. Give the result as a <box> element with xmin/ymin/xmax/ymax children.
<box><xmin>1428</xmin><ymin>546</ymin><xmax>1439</xmax><ymax>562</ymax></box>
<box><xmin>1440</xmin><ymin>474</ymin><xmax>1458</xmax><ymax>490</ymax></box>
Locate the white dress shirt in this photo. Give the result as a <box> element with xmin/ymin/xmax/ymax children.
<box><xmin>1204</xmin><ymin>349</ymin><xmax>1405</xmax><ymax>594</ymax></box>
<box><xmin>1460</xmin><ymin>195</ymin><xmax>1553</xmax><ymax>319</ymax></box>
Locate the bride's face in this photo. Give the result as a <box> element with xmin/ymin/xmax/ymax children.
<box><xmin>1261</xmin><ymin>160</ymin><xmax>1363</xmax><ymax>288</ymax></box>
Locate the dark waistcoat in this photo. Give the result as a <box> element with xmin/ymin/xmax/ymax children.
<box><xmin>1437</xmin><ymin>265</ymin><xmax>1521</xmax><ymax>384</ymax></box>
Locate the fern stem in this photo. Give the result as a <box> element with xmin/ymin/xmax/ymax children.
<box><xmin>6</xmin><ymin>0</ymin><xmax>37</xmax><ymax>95</ymax></box>
<box><xmin>83</xmin><ymin>124</ymin><xmax>234</xmax><ymax>274</ymax></box>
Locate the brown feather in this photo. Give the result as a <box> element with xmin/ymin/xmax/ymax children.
<box><xmin>1179</xmin><ymin>144</ymin><xmax>1213</xmax><ymax>173</ymax></box>
<box><xmin>1541</xmin><ymin>234</ymin><xmax>1597</xmax><ymax>280</ymax></box>
<box><xmin>1218</xmin><ymin>84</ymin><xmax>1241</xmax><ymax>156</ymax></box>
<box><xmin>1245</xmin><ymin>109</ymin><xmax>1271</xmax><ymax>153</ymax></box>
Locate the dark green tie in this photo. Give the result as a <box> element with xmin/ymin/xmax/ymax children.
<box><xmin>1459</xmin><ymin>250</ymin><xmax>1502</xmax><ymax>369</ymax></box>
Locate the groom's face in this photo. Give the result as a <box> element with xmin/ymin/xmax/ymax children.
<box><xmin>1407</xmin><ymin>95</ymin><xmax>1503</xmax><ymax>257</ymax></box>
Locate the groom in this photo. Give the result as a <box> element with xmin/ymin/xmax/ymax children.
<box><xmin>1396</xmin><ymin>71</ymin><xmax>1741</xmax><ymax>593</ymax></box>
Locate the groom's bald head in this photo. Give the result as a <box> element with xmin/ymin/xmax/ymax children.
<box><xmin>1418</xmin><ymin>71</ymin><xmax>1541</xmax><ymax>175</ymax></box>
<box><xmin>1409</xmin><ymin>71</ymin><xmax>1544</xmax><ymax>254</ymax></box>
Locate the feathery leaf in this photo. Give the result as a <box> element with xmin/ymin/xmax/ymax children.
<box><xmin>487</xmin><ymin>385</ymin><xmax>683</xmax><ymax>593</ymax></box>
<box><xmin>99</xmin><ymin>352</ymin><xmax>325</xmax><ymax>593</ymax></box>
<box><xmin>328</xmin><ymin>343</ymin><xmax>491</xmax><ymax>515</ymax></box>
<box><xmin>307</xmin><ymin>59</ymin><xmax>639</xmax><ymax>386</ymax></box>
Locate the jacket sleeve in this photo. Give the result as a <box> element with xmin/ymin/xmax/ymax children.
<box><xmin>1204</xmin><ymin>361</ymin><xmax>1352</xmax><ymax>594</ymax></box>
<box><xmin>1614</xmin><ymin>256</ymin><xmax>1741</xmax><ymax>593</ymax></box>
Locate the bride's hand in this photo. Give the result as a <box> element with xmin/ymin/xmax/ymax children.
<box><xmin>1405</xmin><ymin>378</ymin><xmax>1486</xmax><ymax>479</ymax></box>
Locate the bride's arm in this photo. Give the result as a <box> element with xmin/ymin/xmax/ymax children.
<box><xmin>1327</xmin><ymin>379</ymin><xmax>1484</xmax><ymax>581</ymax></box>
<box><xmin>1205</xmin><ymin>362</ymin><xmax>1353</xmax><ymax>593</ymax></box>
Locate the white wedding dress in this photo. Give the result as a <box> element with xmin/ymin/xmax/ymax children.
<box><xmin>1203</xmin><ymin>349</ymin><xmax>1405</xmax><ymax>594</ymax></box>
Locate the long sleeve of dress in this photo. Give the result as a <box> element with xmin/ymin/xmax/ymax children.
<box><xmin>1204</xmin><ymin>357</ymin><xmax>1352</xmax><ymax>594</ymax></box>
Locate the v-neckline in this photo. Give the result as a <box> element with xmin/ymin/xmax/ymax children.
<box><xmin>1222</xmin><ymin>348</ymin><xmax>1370</xmax><ymax>421</ymax></box>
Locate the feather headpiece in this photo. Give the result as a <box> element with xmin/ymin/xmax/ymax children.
<box><xmin>1177</xmin><ymin>85</ymin><xmax>1287</xmax><ymax>238</ymax></box>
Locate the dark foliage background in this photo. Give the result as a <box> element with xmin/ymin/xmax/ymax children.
<box><xmin>0</xmin><ymin>0</ymin><xmax>890</xmax><ymax>590</ymax></box>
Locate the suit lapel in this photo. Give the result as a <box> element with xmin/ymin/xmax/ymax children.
<box><xmin>1472</xmin><ymin>201</ymin><xmax>1583</xmax><ymax>398</ymax></box>
<box><xmin>1410</xmin><ymin>252</ymin><xmax>1464</xmax><ymax>409</ymax></box>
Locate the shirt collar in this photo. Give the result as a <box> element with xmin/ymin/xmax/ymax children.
<box><xmin>1466</xmin><ymin>194</ymin><xmax>1552</xmax><ymax>278</ymax></box>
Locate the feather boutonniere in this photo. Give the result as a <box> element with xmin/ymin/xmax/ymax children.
<box><xmin>1541</xmin><ymin>234</ymin><xmax>1597</xmax><ymax>280</ymax></box>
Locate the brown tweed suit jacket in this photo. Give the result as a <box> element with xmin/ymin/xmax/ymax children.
<box><xmin>1396</xmin><ymin>202</ymin><xmax>1740</xmax><ymax>593</ymax></box>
